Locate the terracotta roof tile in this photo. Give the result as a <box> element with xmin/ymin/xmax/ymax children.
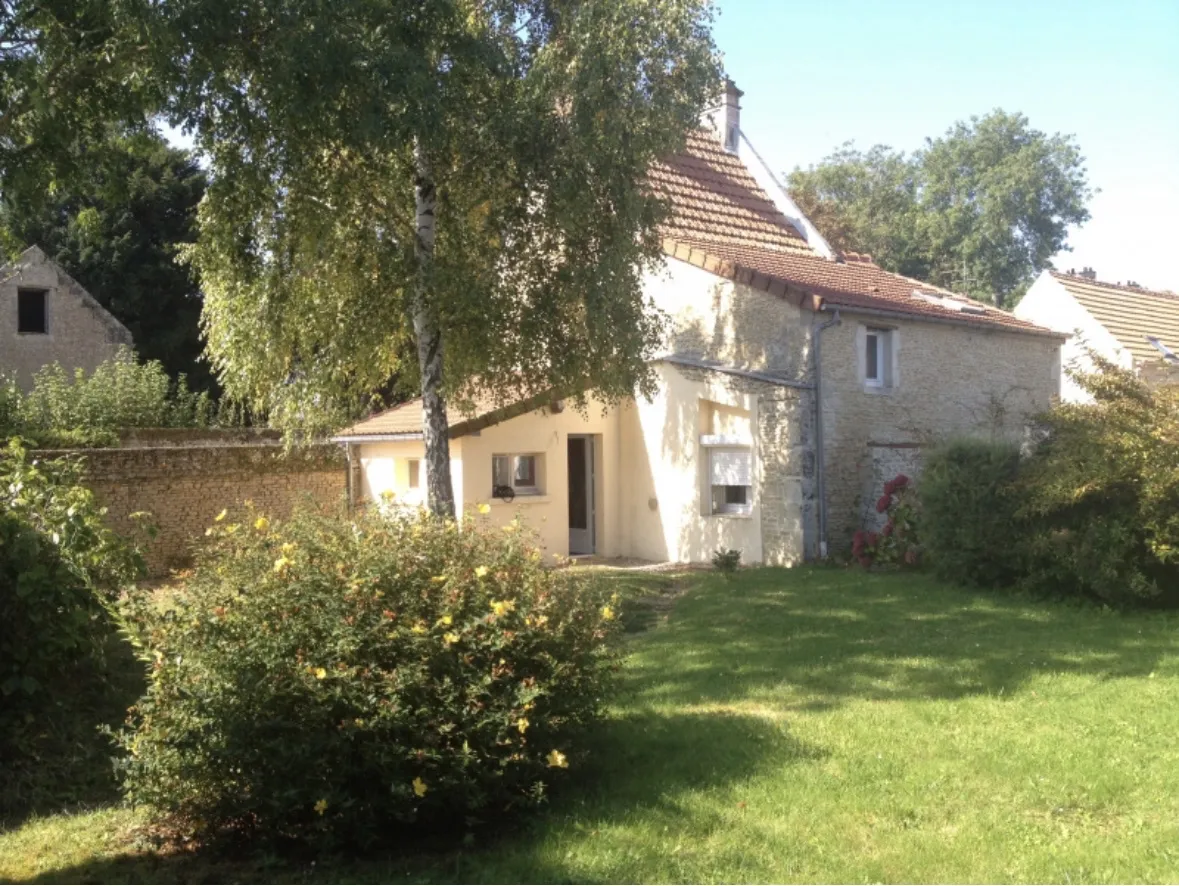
<box><xmin>1051</xmin><ymin>272</ymin><xmax>1179</xmax><ymax>363</ymax></box>
<box><xmin>653</xmin><ymin>129</ymin><xmax>1061</xmax><ymax>338</ymax></box>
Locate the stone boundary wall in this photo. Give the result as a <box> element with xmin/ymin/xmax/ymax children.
<box><xmin>36</xmin><ymin>437</ymin><xmax>347</xmax><ymax>577</ymax></box>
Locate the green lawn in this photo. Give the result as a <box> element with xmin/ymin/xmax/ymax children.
<box><xmin>4</xmin><ymin>567</ymin><xmax>1179</xmax><ymax>883</ymax></box>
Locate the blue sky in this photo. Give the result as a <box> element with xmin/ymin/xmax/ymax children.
<box><xmin>713</xmin><ymin>0</ymin><xmax>1179</xmax><ymax>291</ymax></box>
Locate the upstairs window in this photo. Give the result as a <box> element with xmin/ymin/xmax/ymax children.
<box><xmin>865</xmin><ymin>327</ymin><xmax>894</xmax><ymax>389</ymax></box>
<box><xmin>709</xmin><ymin>448</ymin><xmax>752</xmax><ymax>515</ymax></box>
<box><xmin>492</xmin><ymin>453</ymin><xmax>541</xmax><ymax>498</ymax></box>
<box><xmin>17</xmin><ymin>288</ymin><xmax>47</xmax><ymax>334</ymax></box>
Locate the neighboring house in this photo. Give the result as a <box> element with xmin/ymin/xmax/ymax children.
<box><xmin>336</xmin><ymin>81</ymin><xmax>1064</xmax><ymax>564</ymax></box>
<box><xmin>1015</xmin><ymin>268</ymin><xmax>1179</xmax><ymax>401</ymax></box>
<box><xmin>0</xmin><ymin>245</ymin><xmax>133</xmax><ymax>389</ymax></box>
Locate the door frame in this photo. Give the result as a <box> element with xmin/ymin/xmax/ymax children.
<box><xmin>567</xmin><ymin>434</ymin><xmax>596</xmax><ymax>555</ymax></box>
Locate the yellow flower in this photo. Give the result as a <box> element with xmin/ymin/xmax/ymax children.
<box><xmin>314</xmin><ymin>667</ymin><xmax>327</xmax><ymax>679</ymax></box>
<box><xmin>254</xmin><ymin>516</ymin><xmax>269</xmax><ymax>531</ymax></box>
<box><xmin>491</xmin><ymin>599</ymin><xmax>516</xmax><ymax>617</ymax></box>
<box><xmin>439</xmin><ymin>614</ymin><xmax>453</xmax><ymax>626</ymax></box>
<box><xmin>411</xmin><ymin>622</ymin><xmax>428</xmax><ymax>635</ymax></box>
<box><xmin>273</xmin><ymin>556</ymin><xmax>292</xmax><ymax>573</ymax></box>
<box><xmin>517</xmin><ymin>717</ymin><xmax>529</xmax><ymax>734</ymax></box>
<box><xmin>477</xmin><ymin>503</ymin><xmax>491</xmax><ymax>515</ymax></box>
<box><xmin>224</xmin><ymin>523</ymin><xmax>240</xmax><ymax>535</ymax></box>
<box><xmin>600</xmin><ymin>605</ymin><xmax>616</xmax><ymax>621</ymax></box>
<box><xmin>431</xmin><ymin>575</ymin><xmax>447</xmax><ymax>583</ymax></box>
<box><xmin>314</xmin><ymin>798</ymin><xmax>328</xmax><ymax>815</ymax></box>
<box><xmin>412</xmin><ymin>777</ymin><xmax>428</xmax><ymax>797</ymax></box>
<box><xmin>546</xmin><ymin>749</ymin><xmax>569</xmax><ymax>769</ymax></box>
<box><xmin>474</xmin><ymin>565</ymin><xmax>490</xmax><ymax>579</ymax></box>
<box><xmin>443</xmin><ymin>631</ymin><xmax>461</xmax><ymax>646</ymax></box>
<box><xmin>214</xmin><ymin>508</ymin><xmax>228</xmax><ymax>522</ymax></box>
<box><xmin>281</xmin><ymin>541</ymin><xmax>297</xmax><ymax>554</ymax></box>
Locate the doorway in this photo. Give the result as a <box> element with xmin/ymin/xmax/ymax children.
<box><xmin>567</xmin><ymin>435</ymin><xmax>596</xmax><ymax>555</ymax></box>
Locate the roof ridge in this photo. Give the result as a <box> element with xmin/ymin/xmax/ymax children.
<box><xmin>1051</xmin><ymin>271</ymin><xmax>1179</xmax><ymax>300</ymax></box>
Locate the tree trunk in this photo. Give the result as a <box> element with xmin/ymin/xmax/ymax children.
<box><xmin>412</xmin><ymin>141</ymin><xmax>456</xmax><ymax>518</ymax></box>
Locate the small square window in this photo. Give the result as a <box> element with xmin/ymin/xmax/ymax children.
<box><xmin>709</xmin><ymin>448</ymin><xmax>752</xmax><ymax>515</ymax></box>
<box><xmin>17</xmin><ymin>289</ymin><xmax>47</xmax><ymax>335</ymax></box>
<box><xmin>493</xmin><ymin>453</ymin><xmax>541</xmax><ymax>496</ymax></box>
<box><xmin>407</xmin><ymin>458</ymin><xmax>420</xmax><ymax>489</ymax></box>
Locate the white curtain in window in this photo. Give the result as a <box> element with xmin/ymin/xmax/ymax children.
<box><xmin>709</xmin><ymin>449</ymin><xmax>752</xmax><ymax>486</ymax></box>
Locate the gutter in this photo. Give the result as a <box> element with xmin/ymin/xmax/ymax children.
<box><xmin>330</xmin><ymin>432</ymin><xmax>425</xmax><ymax>444</ymax></box>
<box><xmin>821</xmin><ymin>300</ymin><xmax>1069</xmax><ymax>341</ymax></box>
<box><xmin>812</xmin><ymin>307</ymin><xmax>842</xmax><ymax>559</ymax></box>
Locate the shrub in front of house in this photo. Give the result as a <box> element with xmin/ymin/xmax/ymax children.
<box><xmin>1016</xmin><ymin>360</ymin><xmax>1179</xmax><ymax>607</ymax></box>
<box><xmin>853</xmin><ymin>474</ymin><xmax>920</xmax><ymax>568</ymax></box>
<box><xmin>919</xmin><ymin>439</ymin><xmax>1025</xmax><ymax>588</ymax></box>
<box><xmin>0</xmin><ymin>442</ymin><xmax>143</xmax><ymax>739</ymax></box>
<box><xmin>114</xmin><ymin>507</ymin><xmax>622</xmax><ymax>848</ymax></box>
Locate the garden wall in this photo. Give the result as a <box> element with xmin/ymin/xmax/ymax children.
<box><xmin>36</xmin><ymin>434</ymin><xmax>347</xmax><ymax>577</ymax></box>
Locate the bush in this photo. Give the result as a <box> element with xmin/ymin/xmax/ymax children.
<box><xmin>711</xmin><ymin>548</ymin><xmax>741</xmax><ymax>572</ymax></box>
<box><xmin>853</xmin><ymin>474</ymin><xmax>920</xmax><ymax>568</ymax></box>
<box><xmin>115</xmin><ymin>507</ymin><xmax>622</xmax><ymax>848</ymax></box>
<box><xmin>1017</xmin><ymin>360</ymin><xmax>1179</xmax><ymax>607</ymax></box>
<box><xmin>0</xmin><ymin>442</ymin><xmax>144</xmax><ymax>724</ymax></box>
<box><xmin>920</xmin><ymin>439</ymin><xmax>1024</xmax><ymax>587</ymax></box>
<box><xmin>1</xmin><ymin>347</ymin><xmax>245</xmax><ymax>446</ymax></box>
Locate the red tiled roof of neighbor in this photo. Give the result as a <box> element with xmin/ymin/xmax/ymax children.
<box><xmin>652</xmin><ymin>129</ymin><xmax>1063</xmax><ymax>338</ymax></box>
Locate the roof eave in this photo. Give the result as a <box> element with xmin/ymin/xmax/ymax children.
<box><xmin>816</xmin><ymin>299</ymin><xmax>1069</xmax><ymax>340</ymax></box>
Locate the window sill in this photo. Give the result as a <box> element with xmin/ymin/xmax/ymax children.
<box><xmin>708</xmin><ymin>511</ymin><xmax>754</xmax><ymax>520</ymax></box>
<box><xmin>490</xmin><ymin>494</ymin><xmax>551</xmax><ymax>505</ymax></box>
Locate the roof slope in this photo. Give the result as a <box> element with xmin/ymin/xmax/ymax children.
<box><xmin>651</xmin><ymin>130</ymin><xmax>1059</xmax><ymax>337</ymax></box>
<box><xmin>1051</xmin><ymin>272</ymin><xmax>1179</xmax><ymax>363</ymax></box>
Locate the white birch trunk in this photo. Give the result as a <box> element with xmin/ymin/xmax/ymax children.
<box><xmin>412</xmin><ymin>141</ymin><xmax>456</xmax><ymax>518</ymax></box>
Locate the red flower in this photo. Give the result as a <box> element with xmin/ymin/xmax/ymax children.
<box><xmin>875</xmin><ymin>494</ymin><xmax>892</xmax><ymax>513</ymax></box>
<box><xmin>867</xmin><ymin>531</ymin><xmax>879</xmax><ymax>548</ymax></box>
<box><xmin>882</xmin><ymin>521</ymin><xmax>894</xmax><ymax>537</ymax></box>
<box><xmin>857</xmin><ymin>554</ymin><xmax>873</xmax><ymax>569</ymax></box>
<box><xmin>852</xmin><ymin>529</ymin><xmax>867</xmax><ymax>554</ymax></box>
<box><xmin>893</xmin><ymin>474</ymin><xmax>910</xmax><ymax>489</ymax></box>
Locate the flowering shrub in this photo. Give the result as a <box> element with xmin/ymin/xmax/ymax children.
<box><xmin>852</xmin><ymin>474</ymin><xmax>920</xmax><ymax>568</ymax></box>
<box><xmin>114</xmin><ymin>506</ymin><xmax>621</xmax><ymax>848</ymax></box>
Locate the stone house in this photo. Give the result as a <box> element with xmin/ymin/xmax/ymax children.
<box><xmin>335</xmin><ymin>82</ymin><xmax>1064</xmax><ymax>563</ymax></box>
<box><xmin>0</xmin><ymin>245</ymin><xmax>133</xmax><ymax>388</ymax></box>
<box><xmin>1015</xmin><ymin>268</ymin><xmax>1179</xmax><ymax>401</ymax></box>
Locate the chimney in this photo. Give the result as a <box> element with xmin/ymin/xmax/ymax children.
<box><xmin>705</xmin><ymin>77</ymin><xmax>743</xmax><ymax>153</ymax></box>
<box><xmin>1080</xmin><ymin>267</ymin><xmax>1097</xmax><ymax>280</ymax></box>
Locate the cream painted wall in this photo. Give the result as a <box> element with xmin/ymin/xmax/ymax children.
<box><xmin>357</xmin><ymin>439</ymin><xmax>462</xmax><ymax>515</ymax></box>
<box><xmin>620</xmin><ymin>363</ymin><xmax>764</xmax><ymax>563</ymax></box>
<box><xmin>1015</xmin><ymin>270</ymin><xmax>1127</xmax><ymax>403</ymax></box>
<box><xmin>457</xmin><ymin>397</ymin><xmax>622</xmax><ymax>559</ymax></box>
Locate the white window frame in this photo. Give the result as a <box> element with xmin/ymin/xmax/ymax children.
<box><xmin>864</xmin><ymin>326</ymin><xmax>894</xmax><ymax>390</ymax></box>
<box><xmin>492</xmin><ymin>453</ymin><xmax>542</xmax><ymax>496</ymax></box>
<box><xmin>708</xmin><ymin>447</ymin><xmax>753</xmax><ymax>516</ymax></box>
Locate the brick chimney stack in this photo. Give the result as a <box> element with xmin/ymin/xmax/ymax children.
<box><xmin>1079</xmin><ymin>266</ymin><xmax>1097</xmax><ymax>280</ymax></box>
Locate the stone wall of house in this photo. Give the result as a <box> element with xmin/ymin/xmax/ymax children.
<box><xmin>817</xmin><ymin>312</ymin><xmax>1062</xmax><ymax>550</ymax></box>
<box><xmin>37</xmin><ymin>438</ymin><xmax>347</xmax><ymax>577</ymax></box>
<box><xmin>0</xmin><ymin>247</ymin><xmax>133</xmax><ymax>388</ymax></box>
<box><xmin>644</xmin><ymin>259</ymin><xmax>809</xmax><ymax>376</ymax></box>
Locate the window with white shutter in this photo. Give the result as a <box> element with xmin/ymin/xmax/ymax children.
<box><xmin>708</xmin><ymin>448</ymin><xmax>752</xmax><ymax>515</ymax></box>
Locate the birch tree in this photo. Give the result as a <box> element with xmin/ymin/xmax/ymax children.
<box><xmin>123</xmin><ymin>0</ymin><xmax>716</xmax><ymax>517</ymax></box>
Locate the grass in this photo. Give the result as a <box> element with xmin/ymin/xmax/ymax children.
<box><xmin>3</xmin><ymin>567</ymin><xmax>1179</xmax><ymax>883</ymax></box>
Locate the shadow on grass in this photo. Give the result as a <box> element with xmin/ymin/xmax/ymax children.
<box><xmin>624</xmin><ymin>567</ymin><xmax>1179</xmax><ymax>710</ymax></box>
<box><xmin>0</xmin><ymin>634</ymin><xmax>144</xmax><ymax>833</ymax></box>
<box><xmin>22</xmin><ymin>709</ymin><xmax>821</xmax><ymax>884</ymax></box>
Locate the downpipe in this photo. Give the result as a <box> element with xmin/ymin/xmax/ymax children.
<box><xmin>812</xmin><ymin>307</ymin><xmax>842</xmax><ymax>558</ymax></box>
